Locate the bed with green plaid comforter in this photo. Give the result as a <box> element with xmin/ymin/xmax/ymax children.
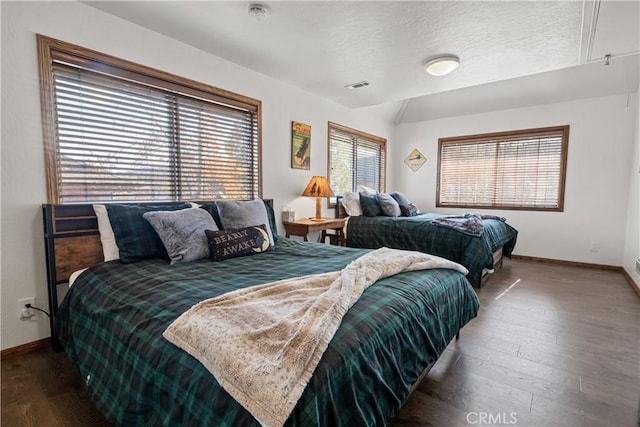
<box><xmin>346</xmin><ymin>214</ymin><xmax>518</xmax><ymax>286</ymax></box>
<box><xmin>56</xmin><ymin>238</ymin><xmax>479</xmax><ymax>426</ymax></box>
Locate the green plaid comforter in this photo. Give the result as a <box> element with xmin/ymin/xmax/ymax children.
<box><xmin>346</xmin><ymin>214</ymin><xmax>518</xmax><ymax>285</ymax></box>
<box><xmin>56</xmin><ymin>238</ymin><xmax>479</xmax><ymax>426</ymax></box>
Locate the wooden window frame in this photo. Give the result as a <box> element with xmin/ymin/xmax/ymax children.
<box><xmin>37</xmin><ymin>34</ymin><xmax>262</xmax><ymax>204</ymax></box>
<box><xmin>436</xmin><ymin>125</ymin><xmax>569</xmax><ymax>212</ymax></box>
<box><xmin>327</xmin><ymin>122</ymin><xmax>387</xmax><ymax>208</ymax></box>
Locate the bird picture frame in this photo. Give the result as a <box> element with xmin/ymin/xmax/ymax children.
<box><xmin>404</xmin><ymin>148</ymin><xmax>426</xmax><ymax>172</ymax></box>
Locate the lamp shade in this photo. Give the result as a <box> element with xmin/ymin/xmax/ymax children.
<box><xmin>301</xmin><ymin>176</ymin><xmax>334</xmax><ymax>221</ymax></box>
<box><xmin>301</xmin><ymin>176</ymin><xmax>334</xmax><ymax>198</ymax></box>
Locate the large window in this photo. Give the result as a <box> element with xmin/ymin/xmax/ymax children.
<box><xmin>328</xmin><ymin>122</ymin><xmax>386</xmax><ymax>204</ymax></box>
<box><xmin>38</xmin><ymin>35</ymin><xmax>261</xmax><ymax>204</ymax></box>
<box><xmin>437</xmin><ymin>126</ymin><xmax>569</xmax><ymax>211</ymax></box>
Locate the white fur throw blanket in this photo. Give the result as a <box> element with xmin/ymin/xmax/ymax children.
<box><xmin>163</xmin><ymin>247</ymin><xmax>468</xmax><ymax>427</ymax></box>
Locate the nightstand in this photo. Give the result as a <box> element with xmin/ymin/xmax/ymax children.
<box><xmin>283</xmin><ymin>218</ymin><xmax>346</xmax><ymax>246</ymax></box>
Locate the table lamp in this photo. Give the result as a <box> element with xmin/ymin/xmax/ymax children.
<box><xmin>301</xmin><ymin>176</ymin><xmax>335</xmax><ymax>221</ymax></box>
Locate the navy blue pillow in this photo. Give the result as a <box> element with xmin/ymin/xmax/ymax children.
<box><xmin>263</xmin><ymin>200</ymin><xmax>279</xmax><ymax>243</ymax></box>
<box><xmin>205</xmin><ymin>224</ymin><xmax>272</xmax><ymax>262</ymax></box>
<box><xmin>359</xmin><ymin>193</ymin><xmax>383</xmax><ymax>217</ymax></box>
<box><xmin>199</xmin><ymin>203</ymin><xmax>223</xmax><ymax>229</ymax></box>
<box><xmin>106</xmin><ymin>203</ymin><xmax>191</xmax><ymax>264</ymax></box>
<box><xmin>400</xmin><ymin>203</ymin><xmax>419</xmax><ymax>217</ymax></box>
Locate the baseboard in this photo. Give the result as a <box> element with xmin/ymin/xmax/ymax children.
<box><xmin>511</xmin><ymin>254</ymin><xmax>620</xmax><ymax>271</ymax></box>
<box><xmin>621</xmin><ymin>267</ymin><xmax>640</xmax><ymax>298</ymax></box>
<box><xmin>1</xmin><ymin>337</ymin><xmax>51</xmax><ymax>360</ymax></box>
<box><xmin>512</xmin><ymin>254</ymin><xmax>640</xmax><ymax>298</ymax></box>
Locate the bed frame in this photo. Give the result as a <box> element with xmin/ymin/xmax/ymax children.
<box><xmin>334</xmin><ymin>198</ymin><xmax>504</xmax><ymax>288</ymax></box>
<box><xmin>43</xmin><ymin>199</ymin><xmax>459</xmax><ymax>424</ymax></box>
<box><xmin>42</xmin><ymin>200</ymin><xmax>274</xmax><ymax>350</ymax></box>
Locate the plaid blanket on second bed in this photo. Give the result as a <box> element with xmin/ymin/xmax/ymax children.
<box><xmin>346</xmin><ymin>213</ymin><xmax>518</xmax><ymax>285</ymax></box>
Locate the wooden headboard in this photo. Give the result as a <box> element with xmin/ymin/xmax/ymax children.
<box><xmin>334</xmin><ymin>196</ymin><xmax>347</xmax><ymax>218</ymax></box>
<box><xmin>43</xmin><ymin>199</ymin><xmax>274</xmax><ymax>350</ymax></box>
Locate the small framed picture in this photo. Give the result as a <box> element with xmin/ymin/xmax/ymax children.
<box><xmin>291</xmin><ymin>121</ymin><xmax>311</xmax><ymax>170</ymax></box>
<box><xmin>404</xmin><ymin>148</ymin><xmax>427</xmax><ymax>172</ymax></box>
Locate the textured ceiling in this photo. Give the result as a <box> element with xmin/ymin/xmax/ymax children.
<box><xmin>85</xmin><ymin>1</ymin><xmax>639</xmax><ymax>120</ymax></box>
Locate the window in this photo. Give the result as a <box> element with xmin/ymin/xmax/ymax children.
<box><xmin>328</xmin><ymin>122</ymin><xmax>386</xmax><ymax>204</ymax></box>
<box><xmin>37</xmin><ymin>35</ymin><xmax>261</xmax><ymax>204</ymax></box>
<box><xmin>437</xmin><ymin>126</ymin><xmax>569</xmax><ymax>211</ymax></box>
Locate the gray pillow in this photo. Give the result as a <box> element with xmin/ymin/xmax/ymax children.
<box><xmin>377</xmin><ymin>193</ymin><xmax>401</xmax><ymax>217</ymax></box>
<box><xmin>143</xmin><ymin>207</ymin><xmax>218</xmax><ymax>264</ymax></box>
<box><xmin>216</xmin><ymin>198</ymin><xmax>275</xmax><ymax>246</ymax></box>
<box><xmin>390</xmin><ymin>192</ymin><xmax>412</xmax><ymax>207</ymax></box>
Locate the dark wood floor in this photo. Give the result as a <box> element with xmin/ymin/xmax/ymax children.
<box><xmin>394</xmin><ymin>259</ymin><xmax>640</xmax><ymax>427</ymax></box>
<box><xmin>2</xmin><ymin>259</ymin><xmax>639</xmax><ymax>426</ymax></box>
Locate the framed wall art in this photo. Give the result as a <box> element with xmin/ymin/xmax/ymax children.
<box><xmin>291</xmin><ymin>121</ymin><xmax>311</xmax><ymax>170</ymax></box>
<box><xmin>404</xmin><ymin>148</ymin><xmax>426</xmax><ymax>172</ymax></box>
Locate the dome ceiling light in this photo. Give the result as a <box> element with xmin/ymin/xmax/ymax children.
<box><xmin>424</xmin><ymin>55</ymin><xmax>460</xmax><ymax>76</ymax></box>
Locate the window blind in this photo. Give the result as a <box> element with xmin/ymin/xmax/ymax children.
<box><xmin>437</xmin><ymin>126</ymin><xmax>569</xmax><ymax>211</ymax></box>
<box><xmin>39</xmin><ymin>35</ymin><xmax>261</xmax><ymax>204</ymax></box>
<box><xmin>328</xmin><ymin>123</ymin><xmax>386</xmax><ymax>201</ymax></box>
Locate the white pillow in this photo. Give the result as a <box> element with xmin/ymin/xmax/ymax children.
<box><xmin>341</xmin><ymin>192</ymin><xmax>362</xmax><ymax>216</ymax></box>
<box><xmin>68</xmin><ymin>268</ymin><xmax>88</xmax><ymax>287</ymax></box>
<box><xmin>93</xmin><ymin>204</ymin><xmax>119</xmax><ymax>261</ymax></box>
<box><xmin>357</xmin><ymin>185</ymin><xmax>377</xmax><ymax>195</ymax></box>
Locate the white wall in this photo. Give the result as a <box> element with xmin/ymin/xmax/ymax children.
<box><xmin>392</xmin><ymin>94</ymin><xmax>637</xmax><ymax>267</ymax></box>
<box><xmin>0</xmin><ymin>1</ymin><xmax>394</xmax><ymax>350</ymax></box>
<box><xmin>623</xmin><ymin>83</ymin><xmax>640</xmax><ymax>291</ymax></box>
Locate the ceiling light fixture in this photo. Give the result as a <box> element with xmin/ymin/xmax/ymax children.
<box><xmin>248</xmin><ymin>3</ymin><xmax>268</xmax><ymax>21</ymax></box>
<box><xmin>424</xmin><ymin>55</ymin><xmax>460</xmax><ymax>76</ymax></box>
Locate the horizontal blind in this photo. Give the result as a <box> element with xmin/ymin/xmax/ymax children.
<box><xmin>328</xmin><ymin>123</ymin><xmax>386</xmax><ymax>201</ymax></box>
<box><xmin>54</xmin><ymin>63</ymin><xmax>175</xmax><ymax>202</ymax></box>
<box><xmin>329</xmin><ymin>129</ymin><xmax>354</xmax><ymax>196</ymax></box>
<box><xmin>176</xmin><ymin>97</ymin><xmax>258</xmax><ymax>200</ymax></box>
<box><xmin>44</xmin><ymin>39</ymin><xmax>260</xmax><ymax>204</ymax></box>
<box><xmin>438</xmin><ymin>126</ymin><xmax>568</xmax><ymax>211</ymax></box>
<box><xmin>356</xmin><ymin>138</ymin><xmax>385</xmax><ymax>192</ymax></box>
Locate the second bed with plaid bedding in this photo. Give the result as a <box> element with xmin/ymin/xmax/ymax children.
<box><xmin>346</xmin><ymin>213</ymin><xmax>518</xmax><ymax>286</ymax></box>
<box><xmin>56</xmin><ymin>238</ymin><xmax>479</xmax><ymax>426</ymax></box>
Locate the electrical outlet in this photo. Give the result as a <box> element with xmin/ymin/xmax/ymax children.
<box><xmin>590</xmin><ymin>242</ymin><xmax>600</xmax><ymax>252</ymax></box>
<box><xmin>18</xmin><ymin>297</ymin><xmax>35</xmax><ymax>320</ymax></box>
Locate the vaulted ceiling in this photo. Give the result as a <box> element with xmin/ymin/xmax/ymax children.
<box><xmin>86</xmin><ymin>1</ymin><xmax>639</xmax><ymax>122</ymax></box>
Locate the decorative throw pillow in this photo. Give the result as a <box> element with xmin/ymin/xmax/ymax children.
<box><xmin>376</xmin><ymin>193</ymin><xmax>401</xmax><ymax>217</ymax></box>
<box><xmin>263</xmin><ymin>200</ymin><xmax>279</xmax><ymax>241</ymax></box>
<box><xmin>106</xmin><ymin>203</ymin><xmax>191</xmax><ymax>264</ymax></box>
<box><xmin>340</xmin><ymin>192</ymin><xmax>362</xmax><ymax>216</ymax></box>
<box><xmin>391</xmin><ymin>192</ymin><xmax>420</xmax><ymax>216</ymax></box>
<box><xmin>400</xmin><ymin>203</ymin><xmax>419</xmax><ymax>217</ymax></box>
<box><xmin>390</xmin><ymin>192</ymin><xmax>412</xmax><ymax>207</ymax></box>
<box><xmin>93</xmin><ymin>204</ymin><xmax>120</xmax><ymax>261</ymax></box>
<box><xmin>143</xmin><ymin>208</ymin><xmax>218</xmax><ymax>265</ymax></box>
<box><xmin>198</xmin><ymin>203</ymin><xmax>223</xmax><ymax>230</ymax></box>
<box><xmin>216</xmin><ymin>198</ymin><xmax>275</xmax><ymax>246</ymax></box>
<box><xmin>357</xmin><ymin>185</ymin><xmax>377</xmax><ymax>195</ymax></box>
<box><xmin>205</xmin><ymin>224</ymin><xmax>272</xmax><ymax>262</ymax></box>
<box><xmin>359</xmin><ymin>193</ymin><xmax>383</xmax><ymax>217</ymax></box>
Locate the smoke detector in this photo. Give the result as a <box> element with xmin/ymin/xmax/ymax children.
<box><xmin>248</xmin><ymin>4</ymin><xmax>268</xmax><ymax>21</ymax></box>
